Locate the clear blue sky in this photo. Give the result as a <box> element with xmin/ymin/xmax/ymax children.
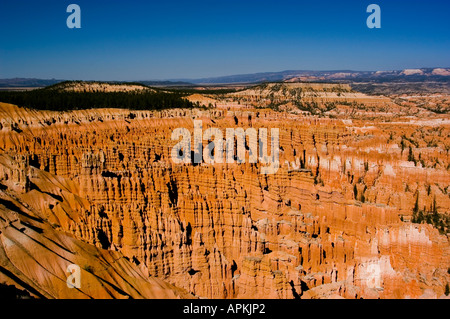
<box><xmin>0</xmin><ymin>0</ymin><xmax>449</xmax><ymax>81</ymax></box>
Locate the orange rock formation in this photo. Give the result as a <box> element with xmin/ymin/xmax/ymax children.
<box><xmin>0</xmin><ymin>100</ymin><xmax>448</xmax><ymax>299</ymax></box>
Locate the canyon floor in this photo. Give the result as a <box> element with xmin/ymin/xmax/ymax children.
<box><xmin>0</xmin><ymin>82</ymin><xmax>449</xmax><ymax>299</ymax></box>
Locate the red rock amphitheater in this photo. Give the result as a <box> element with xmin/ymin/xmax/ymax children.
<box><xmin>0</xmin><ymin>83</ymin><xmax>449</xmax><ymax>299</ymax></box>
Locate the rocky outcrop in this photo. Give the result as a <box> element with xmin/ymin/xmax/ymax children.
<box><xmin>0</xmin><ymin>154</ymin><xmax>192</xmax><ymax>299</ymax></box>
<box><xmin>218</xmin><ymin>82</ymin><xmax>439</xmax><ymax>119</ymax></box>
<box><xmin>0</xmin><ymin>101</ymin><xmax>448</xmax><ymax>299</ymax></box>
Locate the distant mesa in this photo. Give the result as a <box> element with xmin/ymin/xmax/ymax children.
<box><xmin>178</xmin><ymin>68</ymin><xmax>450</xmax><ymax>85</ymax></box>
<box><xmin>1</xmin><ymin>67</ymin><xmax>448</xmax><ymax>89</ymax></box>
<box><xmin>401</xmin><ymin>69</ymin><xmax>424</xmax><ymax>76</ymax></box>
<box><xmin>432</xmin><ymin>68</ymin><xmax>450</xmax><ymax>76</ymax></box>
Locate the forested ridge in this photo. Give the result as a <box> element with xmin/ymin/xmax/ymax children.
<box><xmin>0</xmin><ymin>82</ymin><xmax>195</xmax><ymax>111</ymax></box>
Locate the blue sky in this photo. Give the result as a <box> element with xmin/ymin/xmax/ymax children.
<box><xmin>0</xmin><ymin>0</ymin><xmax>449</xmax><ymax>80</ymax></box>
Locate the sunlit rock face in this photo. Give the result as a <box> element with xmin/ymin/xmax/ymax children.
<box><xmin>0</xmin><ymin>101</ymin><xmax>448</xmax><ymax>299</ymax></box>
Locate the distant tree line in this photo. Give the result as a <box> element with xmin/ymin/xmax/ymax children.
<box><xmin>0</xmin><ymin>89</ymin><xmax>195</xmax><ymax>111</ymax></box>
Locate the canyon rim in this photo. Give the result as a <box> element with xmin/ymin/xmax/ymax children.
<box><xmin>0</xmin><ymin>80</ymin><xmax>448</xmax><ymax>300</ymax></box>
